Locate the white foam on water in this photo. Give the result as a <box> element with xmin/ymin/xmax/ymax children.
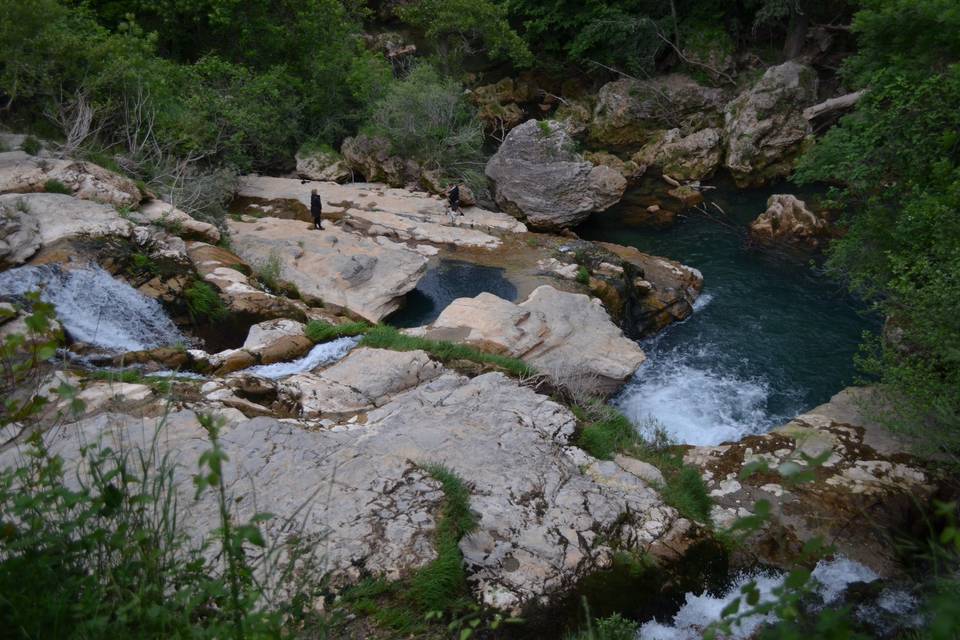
<box><xmin>615</xmin><ymin>355</ymin><xmax>773</xmax><ymax>446</ymax></box>
<box><xmin>692</xmin><ymin>292</ymin><xmax>714</xmax><ymax>312</ymax></box>
<box><xmin>636</xmin><ymin>556</ymin><xmax>882</xmax><ymax>640</ymax></box>
<box><xmin>246</xmin><ymin>336</ymin><xmax>359</xmax><ymax>379</ymax></box>
<box><xmin>0</xmin><ymin>265</ymin><xmax>186</xmax><ymax>353</ymax></box>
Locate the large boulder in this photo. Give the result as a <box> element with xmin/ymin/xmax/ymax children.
<box><xmin>0</xmin><ymin>152</ymin><xmax>141</xmax><ymax>207</ymax></box>
<box><xmin>723</xmin><ymin>61</ymin><xmax>819</xmax><ymax>187</ymax></box>
<box><xmin>589</xmin><ymin>75</ymin><xmax>726</xmax><ymax>149</ymax></box>
<box><xmin>684</xmin><ymin>387</ymin><xmax>936</xmax><ymax>577</ymax></box>
<box><xmin>225</xmin><ymin>216</ymin><xmax>427</xmax><ymax>322</ymax></box>
<box><xmin>0</xmin><ymin>198</ymin><xmax>41</xmax><ymax>268</ymax></box>
<box><xmin>413</xmin><ymin>285</ymin><xmax>646</xmax><ymax>395</ymax></box>
<box><xmin>631</xmin><ymin>127</ymin><xmax>724</xmax><ymax>181</ymax></box>
<box><xmin>16</xmin><ymin>360</ymin><xmax>688</xmax><ymax>612</ymax></box>
<box><xmin>0</xmin><ymin>193</ymin><xmax>132</xmax><ymax>261</ymax></box>
<box><xmin>340</xmin><ymin>134</ymin><xmax>416</xmax><ymax>187</ymax></box>
<box><xmin>749</xmin><ymin>194</ymin><xmax>832</xmax><ymax>250</ymax></box>
<box><xmin>242</xmin><ymin>318</ymin><xmax>313</xmax><ymax>365</ymax></box>
<box><xmin>485</xmin><ymin>120</ymin><xmax>627</xmax><ymax>230</ymax></box>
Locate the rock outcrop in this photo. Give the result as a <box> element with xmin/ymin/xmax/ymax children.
<box><xmin>0</xmin><ymin>193</ymin><xmax>132</xmax><ymax>264</ymax></box>
<box><xmin>723</xmin><ymin>61</ymin><xmax>819</xmax><ymax>186</ymax></box>
<box><xmin>589</xmin><ymin>75</ymin><xmax>726</xmax><ymax>149</ymax></box>
<box><xmin>749</xmin><ymin>194</ymin><xmax>831</xmax><ymax>250</ymax></box>
<box><xmin>485</xmin><ymin>120</ymin><xmax>627</xmax><ymax>230</ymax></box>
<box><xmin>295</xmin><ymin>145</ymin><xmax>352</xmax><ymax>183</ymax></box>
<box><xmin>341</xmin><ymin>134</ymin><xmax>416</xmax><ymax>187</ymax></box>
<box><xmin>411</xmin><ymin>285</ymin><xmax>646</xmax><ymax>395</ymax></box>
<box><xmin>632</xmin><ymin>127</ymin><xmax>724</xmax><ymax>181</ymax></box>
<box><xmin>132</xmin><ymin>200</ymin><xmax>221</xmax><ymax>244</ymax></box>
<box><xmin>11</xmin><ymin>356</ymin><xmax>688</xmax><ymax>612</ymax></box>
<box><xmin>0</xmin><ymin>152</ymin><xmax>141</xmax><ymax>207</ymax></box>
<box><xmin>684</xmin><ymin>387</ymin><xmax>935</xmax><ymax>577</ymax></box>
<box><xmin>242</xmin><ymin>318</ymin><xmax>313</xmax><ymax>365</ymax></box>
<box><xmin>226</xmin><ymin>216</ymin><xmax>427</xmax><ymax>322</ymax></box>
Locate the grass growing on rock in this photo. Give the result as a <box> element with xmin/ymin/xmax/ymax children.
<box><xmin>43</xmin><ymin>178</ymin><xmax>72</xmax><ymax>194</ymax></box>
<box><xmin>573</xmin><ymin>401</ymin><xmax>713</xmax><ymax>525</ymax></box>
<box><xmin>184</xmin><ymin>280</ymin><xmax>229</xmax><ymax>323</ymax></box>
<box><xmin>304</xmin><ymin>319</ymin><xmax>370</xmax><ymax>343</ymax></box>
<box><xmin>359</xmin><ymin>325</ymin><xmax>537</xmax><ymax>378</ymax></box>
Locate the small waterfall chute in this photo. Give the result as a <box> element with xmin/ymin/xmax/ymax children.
<box><xmin>246</xmin><ymin>336</ymin><xmax>359</xmax><ymax>379</ymax></box>
<box><xmin>0</xmin><ymin>265</ymin><xmax>186</xmax><ymax>353</ymax></box>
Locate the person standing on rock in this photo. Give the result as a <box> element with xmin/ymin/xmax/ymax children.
<box><xmin>446</xmin><ymin>183</ymin><xmax>462</xmax><ymax>217</ymax></box>
<box><xmin>310</xmin><ymin>188</ymin><xmax>324</xmax><ymax>230</ymax></box>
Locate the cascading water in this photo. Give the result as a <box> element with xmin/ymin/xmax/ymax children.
<box><xmin>0</xmin><ymin>265</ymin><xmax>186</xmax><ymax>353</ymax></box>
<box><xmin>636</xmin><ymin>556</ymin><xmax>921</xmax><ymax>639</ymax></box>
<box><xmin>246</xmin><ymin>336</ymin><xmax>359</xmax><ymax>379</ymax></box>
<box><xmin>577</xmin><ymin>181</ymin><xmax>874</xmax><ymax>446</ymax></box>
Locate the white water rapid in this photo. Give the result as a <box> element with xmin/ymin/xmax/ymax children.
<box><xmin>637</xmin><ymin>556</ymin><xmax>920</xmax><ymax>639</ymax></box>
<box><xmin>0</xmin><ymin>265</ymin><xmax>186</xmax><ymax>353</ymax></box>
<box><xmin>246</xmin><ymin>336</ymin><xmax>360</xmax><ymax>379</ymax></box>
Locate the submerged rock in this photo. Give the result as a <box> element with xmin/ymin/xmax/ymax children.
<box><xmin>485</xmin><ymin>120</ymin><xmax>627</xmax><ymax>230</ymax></box>
<box><xmin>749</xmin><ymin>194</ymin><xmax>832</xmax><ymax>250</ymax></box>
<box><xmin>723</xmin><ymin>61</ymin><xmax>819</xmax><ymax>187</ymax></box>
<box><xmin>225</xmin><ymin>216</ymin><xmax>426</xmax><ymax>322</ymax></box>
<box><xmin>411</xmin><ymin>285</ymin><xmax>646</xmax><ymax>395</ymax></box>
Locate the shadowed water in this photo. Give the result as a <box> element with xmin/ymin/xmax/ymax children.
<box><xmin>577</xmin><ymin>181</ymin><xmax>876</xmax><ymax>446</ymax></box>
<box><xmin>387</xmin><ymin>259</ymin><xmax>517</xmax><ymax>328</ymax></box>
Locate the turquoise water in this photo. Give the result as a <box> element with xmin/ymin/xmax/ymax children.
<box><xmin>387</xmin><ymin>259</ymin><xmax>518</xmax><ymax>328</ymax></box>
<box><xmin>577</xmin><ymin>182</ymin><xmax>876</xmax><ymax>446</ymax></box>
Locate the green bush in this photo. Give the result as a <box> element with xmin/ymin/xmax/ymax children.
<box><xmin>184</xmin><ymin>280</ymin><xmax>229</xmax><ymax>323</ymax></box>
<box><xmin>21</xmin><ymin>135</ymin><xmax>42</xmax><ymax>155</ymax></box>
<box><xmin>304</xmin><ymin>320</ymin><xmax>370</xmax><ymax>343</ymax></box>
<box><xmin>43</xmin><ymin>179</ymin><xmax>71</xmax><ymax>194</ymax></box>
<box><xmin>576</xmin><ymin>265</ymin><xmax>591</xmax><ymax>285</ymax></box>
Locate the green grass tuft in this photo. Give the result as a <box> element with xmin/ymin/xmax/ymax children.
<box><xmin>184</xmin><ymin>280</ymin><xmax>229</xmax><ymax>323</ymax></box>
<box><xmin>360</xmin><ymin>325</ymin><xmax>536</xmax><ymax>377</ymax></box>
<box><xmin>660</xmin><ymin>465</ymin><xmax>713</xmax><ymax>524</ymax></box>
<box><xmin>43</xmin><ymin>179</ymin><xmax>72</xmax><ymax>194</ymax></box>
<box><xmin>576</xmin><ymin>265</ymin><xmax>591</xmax><ymax>285</ymax></box>
<box><xmin>304</xmin><ymin>319</ymin><xmax>370</xmax><ymax>343</ymax></box>
<box><xmin>21</xmin><ymin>135</ymin><xmax>42</xmax><ymax>155</ymax></box>
<box><xmin>575</xmin><ymin>402</ymin><xmax>639</xmax><ymax>460</ymax></box>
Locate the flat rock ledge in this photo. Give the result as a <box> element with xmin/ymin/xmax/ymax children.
<box><xmin>4</xmin><ymin>350</ymin><xmax>691</xmax><ymax>613</ymax></box>
<box><xmin>409</xmin><ymin>285</ymin><xmax>646</xmax><ymax>396</ymax></box>
<box><xmin>226</xmin><ymin>216</ymin><xmax>427</xmax><ymax>323</ymax></box>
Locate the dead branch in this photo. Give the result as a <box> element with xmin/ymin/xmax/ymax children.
<box><xmin>803</xmin><ymin>90</ymin><xmax>865</xmax><ymax>120</ymax></box>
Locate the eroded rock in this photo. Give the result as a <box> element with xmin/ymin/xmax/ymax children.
<box><xmin>0</xmin><ymin>193</ymin><xmax>132</xmax><ymax>257</ymax></box>
<box><xmin>749</xmin><ymin>194</ymin><xmax>831</xmax><ymax>250</ymax></box>
<box><xmin>0</xmin><ymin>152</ymin><xmax>140</xmax><ymax>207</ymax></box>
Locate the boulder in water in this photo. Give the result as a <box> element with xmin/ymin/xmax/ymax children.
<box><xmin>485</xmin><ymin>120</ymin><xmax>627</xmax><ymax>230</ymax></box>
<box><xmin>749</xmin><ymin>194</ymin><xmax>832</xmax><ymax>250</ymax></box>
<box><xmin>631</xmin><ymin>127</ymin><xmax>724</xmax><ymax>181</ymax></box>
<box><xmin>723</xmin><ymin>61</ymin><xmax>819</xmax><ymax>187</ymax></box>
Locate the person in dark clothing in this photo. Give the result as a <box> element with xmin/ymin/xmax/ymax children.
<box><xmin>310</xmin><ymin>189</ymin><xmax>323</xmax><ymax>230</ymax></box>
<box><xmin>447</xmin><ymin>183</ymin><xmax>462</xmax><ymax>216</ymax></box>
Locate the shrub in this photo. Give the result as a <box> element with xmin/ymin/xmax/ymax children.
<box><xmin>43</xmin><ymin>179</ymin><xmax>71</xmax><ymax>194</ymax></box>
<box><xmin>21</xmin><ymin>135</ymin><xmax>41</xmax><ymax>155</ymax></box>
<box><xmin>255</xmin><ymin>251</ymin><xmax>284</xmax><ymax>293</ymax></box>
<box><xmin>183</xmin><ymin>280</ymin><xmax>228</xmax><ymax>323</ymax></box>
<box><xmin>305</xmin><ymin>319</ymin><xmax>370</xmax><ymax>343</ymax></box>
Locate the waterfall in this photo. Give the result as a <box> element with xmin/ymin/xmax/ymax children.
<box><xmin>0</xmin><ymin>265</ymin><xmax>186</xmax><ymax>353</ymax></box>
<box><xmin>246</xmin><ymin>336</ymin><xmax>359</xmax><ymax>379</ymax></box>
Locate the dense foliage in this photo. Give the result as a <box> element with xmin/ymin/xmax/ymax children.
<box><xmin>795</xmin><ymin>0</ymin><xmax>960</xmax><ymax>460</ymax></box>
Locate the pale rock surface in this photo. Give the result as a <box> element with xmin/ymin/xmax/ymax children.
<box><xmin>0</xmin><ymin>198</ymin><xmax>41</xmax><ymax>268</ymax></box>
<box><xmin>415</xmin><ymin>285</ymin><xmax>645</xmax><ymax>395</ymax></box>
<box><xmin>225</xmin><ymin>217</ymin><xmax>426</xmax><ymax>322</ymax></box>
<box><xmin>485</xmin><ymin>120</ymin><xmax>627</xmax><ymax>230</ymax></box>
<box><xmin>132</xmin><ymin>199</ymin><xmax>221</xmax><ymax>243</ymax></box>
<box><xmin>749</xmin><ymin>194</ymin><xmax>831</xmax><ymax>249</ymax></box>
<box><xmin>0</xmin><ymin>193</ymin><xmax>132</xmax><ymax>255</ymax></box>
<box><xmin>3</xmin><ymin>364</ymin><xmax>687</xmax><ymax>611</ymax></box>
<box><xmin>295</xmin><ymin>146</ymin><xmax>352</xmax><ymax>182</ymax></box>
<box><xmin>723</xmin><ymin>61</ymin><xmax>819</xmax><ymax>186</ymax></box>
<box><xmin>0</xmin><ymin>152</ymin><xmax>140</xmax><ymax>207</ymax></box>
<box><xmin>242</xmin><ymin>318</ymin><xmax>313</xmax><ymax>365</ymax></box>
